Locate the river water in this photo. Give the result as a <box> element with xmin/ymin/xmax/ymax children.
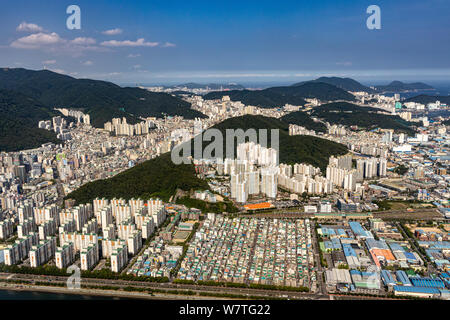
<box><xmin>0</xmin><ymin>289</ymin><xmax>122</xmax><ymax>300</ymax></box>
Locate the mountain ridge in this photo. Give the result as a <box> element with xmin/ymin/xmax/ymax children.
<box><xmin>405</xmin><ymin>94</ymin><xmax>450</xmax><ymax>105</ymax></box>
<box><xmin>0</xmin><ymin>89</ymin><xmax>61</xmax><ymax>152</ymax></box>
<box><xmin>202</xmin><ymin>115</ymin><xmax>348</xmax><ymax>170</ymax></box>
<box><xmin>310</xmin><ymin>102</ymin><xmax>416</xmax><ymax>135</ymax></box>
<box><xmin>203</xmin><ymin>82</ymin><xmax>355</xmax><ymax>108</ymax></box>
<box><xmin>375</xmin><ymin>81</ymin><xmax>434</xmax><ymax>93</ymax></box>
<box><xmin>0</xmin><ymin>68</ymin><xmax>206</xmax><ymax>128</ymax></box>
<box><xmin>280</xmin><ymin>111</ymin><xmax>327</xmax><ymax>133</ymax></box>
<box><xmin>292</xmin><ymin>77</ymin><xmax>375</xmax><ymax>93</ymax></box>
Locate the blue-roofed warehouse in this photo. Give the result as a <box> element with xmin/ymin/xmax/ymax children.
<box><xmin>396</xmin><ymin>270</ymin><xmax>412</xmax><ymax>286</ymax></box>
<box><xmin>349</xmin><ymin>221</ymin><xmax>372</xmax><ymax>239</ymax></box>
<box><xmin>389</xmin><ymin>243</ymin><xmax>405</xmax><ymax>252</ymax></box>
<box><xmin>393</xmin><ymin>285</ymin><xmax>440</xmax><ymax>298</ymax></box>
<box><xmin>381</xmin><ymin>270</ymin><xmax>396</xmax><ymax>287</ymax></box>
<box><xmin>410</xmin><ymin>277</ymin><xmax>445</xmax><ymax>289</ymax></box>
<box><xmin>342</xmin><ymin>243</ymin><xmax>356</xmax><ymax>257</ymax></box>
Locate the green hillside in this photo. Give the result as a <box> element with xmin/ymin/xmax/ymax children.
<box><xmin>0</xmin><ymin>89</ymin><xmax>61</xmax><ymax>152</ymax></box>
<box><xmin>65</xmin><ymin>153</ymin><xmax>209</xmax><ymax>205</ymax></box>
<box><xmin>293</xmin><ymin>77</ymin><xmax>374</xmax><ymax>93</ymax></box>
<box><xmin>189</xmin><ymin>115</ymin><xmax>347</xmax><ymax>170</ymax></box>
<box><xmin>203</xmin><ymin>89</ymin><xmax>307</xmax><ymax>108</ymax></box>
<box><xmin>0</xmin><ymin>68</ymin><xmax>206</xmax><ymax>128</ymax></box>
<box><xmin>203</xmin><ymin>82</ymin><xmax>355</xmax><ymax>108</ymax></box>
<box><xmin>375</xmin><ymin>81</ymin><xmax>434</xmax><ymax>93</ymax></box>
<box><xmin>311</xmin><ymin>102</ymin><xmax>416</xmax><ymax>135</ymax></box>
<box><xmin>280</xmin><ymin>111</ymin><xmax>327</xmax><ymax>133</ymax></box>
<box><xmin>406</xmin><ymin>94</ymin><xmax>450</xmax><ymax>105</ymax></box>
<box><xmin>266</xmin><ymin>82</ymin><xmax>355</xmax><ymax>102</ymax></box>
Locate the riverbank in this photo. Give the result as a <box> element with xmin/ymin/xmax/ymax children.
<box><xmin>0</xmin><ymin>282</ymin><xmax>225</xmax><ymax>300</ymax></box>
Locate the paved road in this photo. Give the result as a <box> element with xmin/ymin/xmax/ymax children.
<box><xmin>54</xmin><ymin>178</ymin><xmax>65</xmax><ymax>207</ymax></box>
<box><xmin>311</xmin><ymin>221</ymin><xmax>326</xmax><ymax>295</ymax></box>
<box><xmin>373</xmin><ymin>208</ymin><xmax>443</xmax><ymax>220</ymax></box>
<box><xmin>242</xmin><ymin>208</ymin><xmax>443</xmax><ymax>220</ymax></box>
<box><xmin>396</xmin><ymin>222</ymin><xmax>436</xmax><ymax>274</ymax></box>
<box><xmin>0</xmin><ymin>272</ymin><xmax>329</xmax><ymax>300</ymax></box>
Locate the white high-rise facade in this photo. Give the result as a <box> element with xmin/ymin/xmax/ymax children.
<box><xmin>260</xmin><ymin>167</ymin><xmax>278</xmax><ymax>199</ymax></box>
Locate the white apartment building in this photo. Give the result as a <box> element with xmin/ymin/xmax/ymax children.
<box><xmin>55</xmin><ymin>243</ymin><xmax>75</xmax><ymax>269</ymax></box>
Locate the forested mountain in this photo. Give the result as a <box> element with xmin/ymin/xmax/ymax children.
<box><xmin>406</xmin><ymin>94</ymin><xmax>450</xmax><ymax>105</ymax></box>
<box><xmin>198</xmin><ymin>115</ymin><xmax>348</xmax><ymax>170</ymax></box>
<box><xmin>375</xmin><ymin>81</ymin><xmax>434</xmax><ymax>92</ymax></box>
<box><xmin>0</xmin><ymin>89</ymin><xmax>60</xmax><ymax>151</ymax></box>
<box><xmin>280</xmin><ymin>111</ymin><xmax>327</xmax><ymax>133</ymax></box>
<box><xmin>293</xmin><ymin>77</ymin><xmax>375</xmax><ymax>93</ymax></box>
<box><xmin>0</xmin><ymin>68</ymin><xmax>206</xmax><ymax>128</ymax></box>
<box><xmin>203</xmin><ymin>82</ymin><xmax>355</xmax><ymax>108</ymax></box>
<box><xmin>65</xmin><ymin>153</ymin><xmax>209</xmax><ymax>205</ymax></box>
<box><xmin>310</xmin><ymin>102</ymin><xmax>416</xmax><ymax>135</ymax></box>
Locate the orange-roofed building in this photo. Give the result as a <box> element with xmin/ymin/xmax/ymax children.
<box><xmin>371</xmin><ymin>248</ymin><xmax>395</xmax><ymax>261</ymax></box>
<box><xmin>244</xmin><ymin>202</ymin><xmax>273</xmax><ymax>210</ymax></box>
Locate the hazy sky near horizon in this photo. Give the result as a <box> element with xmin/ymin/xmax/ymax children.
<box><xmin>1</xmin><ymin>0</ymin><xmax>450</xmax><ymax>84</ymax></box>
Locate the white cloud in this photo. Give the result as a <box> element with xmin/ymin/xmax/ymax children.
<box><xmin>11</xmin><ymin>32</ymin><xmax>63</xmax><ymax>49</ymax></box>
<box><xmin>82</xmin><ymin>60</ymin><xmax>94</xmax><ymax>66</ymax></box>
<box><xmin>71</xmin><ymin>37</ymin><xmax>96</xmax><ymax>45</ymax></box>
<box><xmin>42</xmin><ymin>60</ymin><xmax>56</xmax><ymax>65</ymax></box>
<box><xmin>101</xmin><ymin>38</ymin><xmax>159</xmax><ymax>47</ymax></box>
<box><xmin>102</xmin><ymin>28</ymin><xmax>123</xmax><ymax>35</ymax></box>
<box><xmin>133</xmin><ymin>64</ymin><xmax>141</xmax><ymax>69</ymax></box>
<box><xmin>16</xmin><ymin>22</ymin><xmax>43</xmax><ymax>33</ymax></box>
<box><xmin>127</xmin><ymin>53</ymin><xmax>141</xmax><ymax>58</ymax></box>
<box><xmin>162</xmin><ymin>42</ymin><xmax>176</xmax><ymax>48</ymax></box>
<box><xmin>10</xmin><ymin>32</ymin><xmax>107</xmax><ymax>56</ymax></box>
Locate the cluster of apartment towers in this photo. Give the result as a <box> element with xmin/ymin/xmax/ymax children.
<box><xmin>221</xmin><ymin>142</ymin><xmax>387</xmax><ymax>203</ymax></box>
<box><xmin>2</xmin><ymin>198</ymin><xmax>166</xmax><ymax>273</ymax></box>
<box><xmin>104</xmin><ymin>117</ymin><xmax>156</xmax><ymax>136</ymax></box>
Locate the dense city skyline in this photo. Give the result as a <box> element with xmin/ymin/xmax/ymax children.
<box><xmin>0</xmin><ymin>0</ymin><xmax>449</xmax><ymax>307</ymax></box>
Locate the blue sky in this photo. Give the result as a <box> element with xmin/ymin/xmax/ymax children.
<box><xmin>1</xmin><ymin>0</ymin><xmax>450</xmax><ymax>85</ymax></box>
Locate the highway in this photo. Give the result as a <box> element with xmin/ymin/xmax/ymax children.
<box><xmin>311</xmin><ymin>221</ymin><xmax>326</xmax><ymax>295</ymax></box>
<box><xmin>0</xmin><ymin>272</ymin><xmax>330</xmax><ymax>300</ymax></box>
<box><xmin>241</xmin><ymin>207</ymin><xmax>443</xmax><ymax>220</ymax></box>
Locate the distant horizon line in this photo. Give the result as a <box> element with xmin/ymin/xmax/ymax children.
<box><xmin>121</xmin><ymin>80</ymin><xmax>450</xmax><ymax>87</ymax></box>
<box><xmin>4</xmin><ymin>66</ymin><xmax>450</xmax><ymax>88</ymax></box>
